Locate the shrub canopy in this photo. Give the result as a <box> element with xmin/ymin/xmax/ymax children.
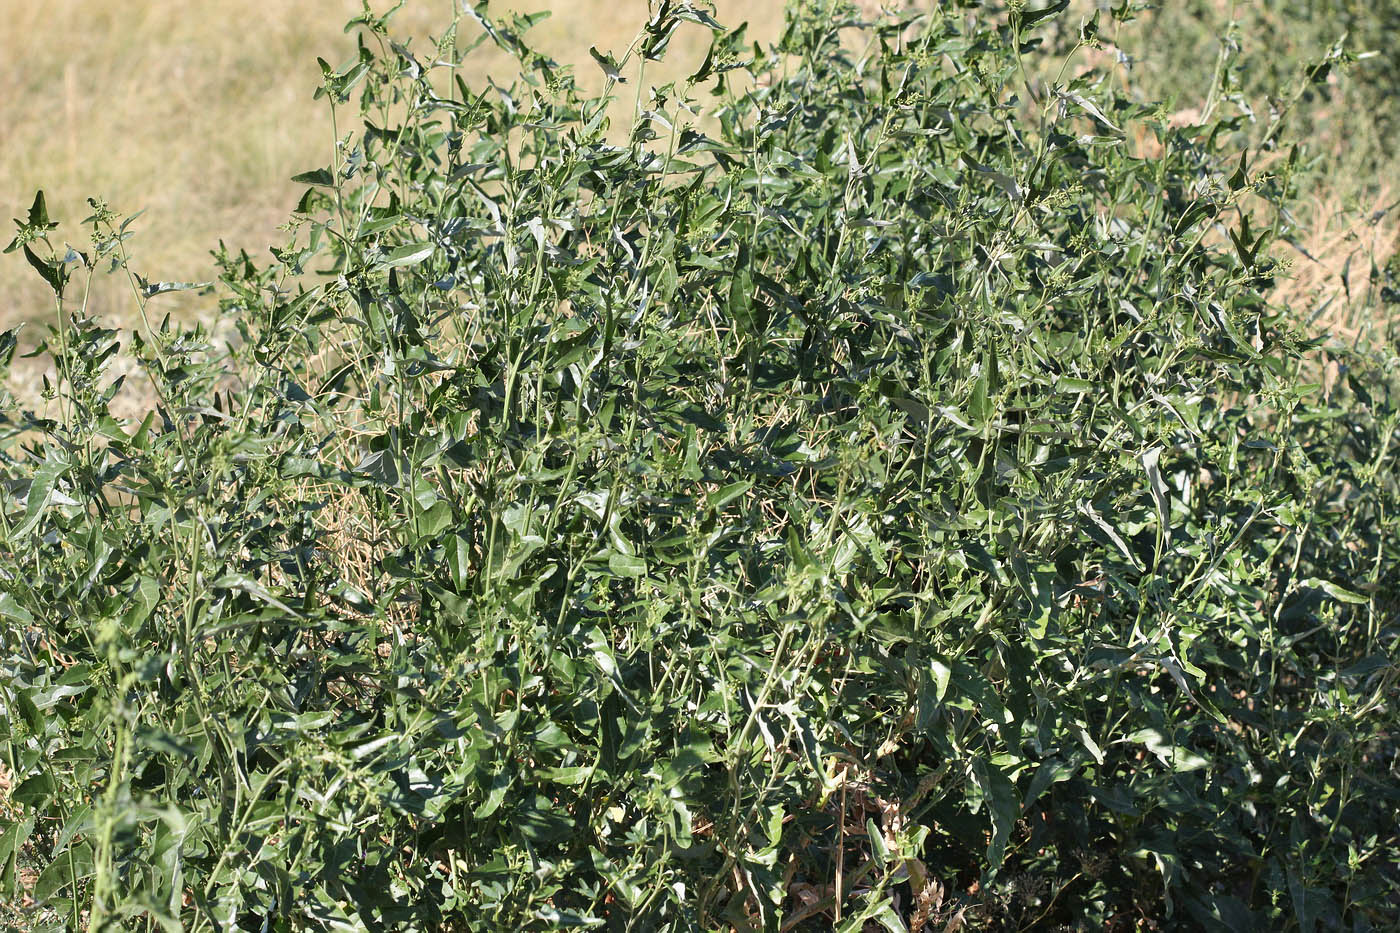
<box><xmin>2</xmin><ymin>2</ymin><xmax>1397</xmax><ymax>929</ymax></box>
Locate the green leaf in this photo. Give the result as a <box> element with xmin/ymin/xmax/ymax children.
<box><xmin>210</xmin><ymin>572</ymin><xmax>301</xmax><ymax>616</ymax></box>
<box><xmin>33</xmin><ymin>840</ymin><xmax>93</xmax><ymax>902</ymax></box>
<box><xmin>0</xmin><ymin>326</ymin><xmax>18</xmax><ymax>368</ymax></box>
<box><xmin>962</xmin><ymin>153</ymin><xmax>1022</xmax><ymax>203</ymax></box>
<box><xmin>292</xmin><ymin>167</ymin><xmax>335</xmax><ymax>186</ymax></box>
<box><xmin>418</xmin><ymin>499</ymin><xmax>453</xmax><ymax>538</ymax></box>
<box><xmin>0</xmin><ymin>592</ymin><xmax>35</xmax><ymax>624</ymax></box>
<box><xmin>589</xmin><ymin>46</ymin><xmax>625</xmax><ymax>83</ymax></box>
<box><xmin>383</xmin><ymin>240</ymin><xmax>436</xmax><ymax>268</ymax></box>
<box><xmin>14</xmin><ymin>691</ymin><xmax>46</xmax><ymax>736</ymax></box>
<box><xmin>13</xmin><ymin>456</ymin><xmax>67</xmax><ymax>539</ymax></box>
<box><xmin>4</xmin><ymin>191</ymin><xmax>57</xmax><ymax>253</ymax></box>
<box><xmin>22</xmin><ymin>243</ymin><xmax>66</xmax><ymax>295</ymax></box>
<box><xmin>1056</xmin><ymin>89</ymin><xmax>1121</xmax><ymax>133</ymax></box>
<box><xmin>545</xmin><ymin>764</ymin><xmax>595</xmax><ymax>785</ymax></box>
<box><xmin>446</xmin><ymin>534</ymin><xmax>472</xmax><ymax>592</ymax></box>
<box><xmin>866</xmin><ymin>818</ymin><xmax>891</xmax><ymax>868</ymax></box>
<box><xmin>1127</xmin><ymin>728</ymin><xmax>1210</xmax><ymax>772</ymax></box>
<box><xmin>968</xmin><ymin>348</ymin><xmax>992</xmax><ymax>424</ymax></box>
<box><xmin>13</xmin><ymin>772</ymin><xmax>55</xmax><ymax>807</ymax></box>
<box><xmin>608</xmin><ymin>551</ymin><xmax>647</xmax><ymax>578</ymax></box>
<box><xmin>930</xmin><ymin>659</ymin><xmax>952</xmax><ymax>703</ymax></box>
<box><xmin>139</xmin><ymin>278</ymin><xmax>211</xmax><ymax>297</ymax></box>
<box><xmin>972</xmin><ymin>758</ymin><xmax>1020</xmax><ymax>876</ymax></box>
<box><xmin>1227</xmin><ymin>150</ymin><xmax>1249</xmax><ymax>191</ymax></box>
<box><xmin>475</xmin><ymin>771</ymin><xmax>511</xmax><ymax>819</ymax></box>
<box><xmin>1141</xmin><ymin>446</ymin><xmax>1171</xmax><ymax>547</ymax></box>
<box><xmin>26</xmin><ymin>190</ymin><xmax>51</xmax><ymax>229</ymax></box>
<box><xmin>706</xmin><ymin>480</ymin><xmax>752</xmax><ymax>511</ymax></box>
<box><xmin>135</xmin><ymin>725</ymin><xmax>196</xmax><ymax>761</ymax></box>
<box><xmin>1302</xmin><ymin>578</ymin><xmax>1369</xmax><ymax>605</ymax></box>
<box><xmin>1015</xmin><ymin>0</ymin><xmax>1071</xmax><ymax>30</ymax></box>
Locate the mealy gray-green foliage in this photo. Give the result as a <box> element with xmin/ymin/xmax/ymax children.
<box><xmin>2</xmin><ymin>0</ymin><xmax>1398</xmax><ymax>929</ymax></box>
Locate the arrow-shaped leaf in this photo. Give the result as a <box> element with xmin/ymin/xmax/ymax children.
<box><xmin>383</xmin><ymin>241</ymin><xmax>436</xmax><ymax>268</ymax></box>
<box><xmin>589</xmin><ymin>46</ymin><xmax>625</xmax><ymax>83</ymax></box>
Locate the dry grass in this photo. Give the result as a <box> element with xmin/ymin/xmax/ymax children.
<box><xmin>0</xmin><ymin>0</ymin><xmax>785</xmax><ymax>333</ymax></box>
<box><xmin>1276</xmin><ymin>186</ymin><xmax>1399</xmax><ymax>337</ymax></box>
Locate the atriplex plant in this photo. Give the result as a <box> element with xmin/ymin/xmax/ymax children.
<box><xmin>2</xmin><ymin>1</ymin><xmax>1397</xmax><ymax>929</ymax></box>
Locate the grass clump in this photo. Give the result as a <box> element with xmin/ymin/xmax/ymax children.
<box><xmin>2</xmin><ymin>1</ymin><xmax>1397</xmax><ymax>929</ymax></box>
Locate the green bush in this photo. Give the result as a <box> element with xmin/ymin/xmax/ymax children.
<box><xmin>2</xmin><ymin>1</ymin><xmax>1397</xmax><ymax>929</ymax></box>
